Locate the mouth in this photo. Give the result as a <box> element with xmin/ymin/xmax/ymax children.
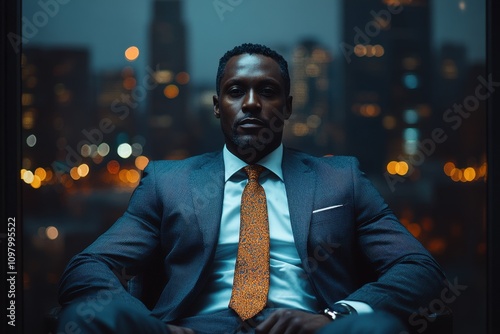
<box><xmin>238</xmin><ymin>117</ymin><xmax>266</xmax><ymax>129</ymax></box>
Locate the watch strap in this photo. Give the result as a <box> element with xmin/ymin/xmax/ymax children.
<box><xmin>321</xmin><ymin>302</ymin><xmax>357</xmax><ymax>321</ymax></box>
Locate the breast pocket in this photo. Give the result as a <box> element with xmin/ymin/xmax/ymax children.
<box><xmin>309</xmin><ymin>204</ymin><xmax>353</xmax><ymax>260</ymax></box>
<box><xmin>310</xmin><ymin>204</ymin><xmax>349</xmax><ymax>227</ymax></box>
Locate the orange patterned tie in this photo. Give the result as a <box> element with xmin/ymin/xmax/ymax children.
<box><xmin>229</xmin><ymin>165</ymin><xmax>270</xmax><ymax>320</ymax></box>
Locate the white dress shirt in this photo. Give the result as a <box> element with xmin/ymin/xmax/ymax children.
<box><xmin>193</xmin><ymin>144</ymin><xmax>373</xmax><ymax>316</ymax></box>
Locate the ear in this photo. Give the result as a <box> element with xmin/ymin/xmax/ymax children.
<box><xmin>213</xmin><ymin>95</ymin><xmax>220</xmax><ymax>118</ymax></box>
<box><xmin>284</xmin><ymin>96</ymin><xmax>293</xmax><ymax>120</ymax></box>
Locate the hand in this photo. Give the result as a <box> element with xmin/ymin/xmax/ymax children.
<box><xmin>167</xmin><ymin>324</ymin><xmax>196</xmax><ymax>334</ymax></box>
<box><xmin>255</xmin><ymin>309</ymin><xmax>331</xmax><ymax>334</ymax></box>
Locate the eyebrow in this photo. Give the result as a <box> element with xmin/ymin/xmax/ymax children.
<box><xmin>222</xmin><ymin>77</ymin><xmax>282</xmax><ymax>88</ymax></box>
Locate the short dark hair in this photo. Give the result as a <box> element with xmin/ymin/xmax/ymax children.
<box><xmin>216</xmin><ymin>43</ymin><xmax>290</xmax><ymax>96</ymax></box>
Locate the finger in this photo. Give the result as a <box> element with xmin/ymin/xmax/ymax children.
<box><xmin>255</xmin><ymin>310</ymin><xmax>281</xmax><ymax>333</ymax></box>
<box><xmin>257</xmin><ymin>309</ymin><xmax>295</xmax><ymax>334</ymax></box>
<box><xmin>266</xmin><ymin>318</ymin><xmax>288</xmax><ymax>334</ymax></box>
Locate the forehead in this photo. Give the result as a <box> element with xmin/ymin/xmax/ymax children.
<box><xmin>221</xmin><ymin>54</ymin><xmax>283</xmax><ymax>85</ymax></box>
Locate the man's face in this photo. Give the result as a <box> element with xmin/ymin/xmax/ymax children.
<box><xmin>213</xmin><ymin>54</ymin><xmax>292</xmax><ymax>163</ymax></box>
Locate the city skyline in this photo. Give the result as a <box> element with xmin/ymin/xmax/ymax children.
<box><xmin>20</xmin><ymin>0</ymin><xmax>487</xmax><ymax>185</ymax></box>
<box><xmin>22</xmin><ymin>0</ymin><xmax>485</xmax><ymax>85</ymax></box>
<box><xmin>18</xmin><ymin>1</ymin><xmax>487</xmax><ymax>333</ymax></box>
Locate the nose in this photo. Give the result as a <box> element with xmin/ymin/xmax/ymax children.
<box><xmin>242</xmin><ymin>89</ymin><xmax>261</xmax><ymax>112</ymax></box>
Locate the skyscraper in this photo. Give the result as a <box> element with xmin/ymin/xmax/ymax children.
<box><xmin>22</xmin><ymin>48</ymin><xmax>92</xmax><ymax>188</ymax></box>
<box><xmin>285</xmin><ymin>40</ymin><xmax>338</xmax><ymax>156</ymax></box>
<box><xmin>387</xmin><ymin>0</ymin><xmax>432</xmax><ymax>163</ymax></box>
<box><xmin>148</xmin><ymin>0</ymin><xmax>191</xmax><ymax>160</ymax></box>
<box><xmin>342</xmin><ymin>0</ymin><xmax>432</xmax><ymax>176</ymax></box>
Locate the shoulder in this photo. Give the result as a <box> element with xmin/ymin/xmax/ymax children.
<box><xmin>284</xmin><ymin>147</ymin><xmax>360</xmax><ymax>171</ymax></box>
<box><xmin>146</xmin><ymin>150</ymin><xmax>222</xmax><ymax>173</ymax></box>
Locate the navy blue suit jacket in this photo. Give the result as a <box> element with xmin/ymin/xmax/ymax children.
<box><xmin>58</xmin><ymin>148</ymin><xmax>446</xmax><ymax>323</ymax></box>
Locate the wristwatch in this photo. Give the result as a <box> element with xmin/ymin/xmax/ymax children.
<box><xmin>321</xmin><ymin>303</ymin><xmax>357</xmax><ymax>321</ymax></box>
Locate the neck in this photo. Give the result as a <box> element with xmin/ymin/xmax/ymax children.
<box><xmin>227</xmin><ymin>142</ymin><xmax>280</xmax><ymax>165</ymax></box>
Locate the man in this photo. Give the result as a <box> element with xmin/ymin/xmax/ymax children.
<box><xmin>57</xmin><ymin>43</ymin><xmax>447</xmax><ymax>334</ymax></box>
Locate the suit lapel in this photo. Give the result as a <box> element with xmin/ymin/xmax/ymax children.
<box><xmin>282</xmin><ymin>149</ymin><xmax>316</xmax><ymax>264</ymax></box>
<box><xmin>187</xmin><ymin>149</ymin><xmax>317</xmax><ymax>266</ymax></box>
<box><xmin>189</xmin><ymin>152</ymin><xmax>225</xmax><ymax>254</ymax></box>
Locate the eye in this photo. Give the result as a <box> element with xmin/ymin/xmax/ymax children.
<box><xmin>227</xmin><ymin>87</ymin><xmax>244</xmax><ymax>97</ymax></box>
<box><xmin>260</xmin><ymin>87</ymin><xmax>276</xmax><ymax>97</ymax></box>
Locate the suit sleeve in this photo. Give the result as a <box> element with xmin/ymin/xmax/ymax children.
<box><xmin>58</xmin><ymin>162</ymin><xmax>162</xmax><ymax>308</ymax></box>
<box><xmin>344</xmin><ymin>158</ymin><xmax>447</xmax><ymax>319</ymax></box>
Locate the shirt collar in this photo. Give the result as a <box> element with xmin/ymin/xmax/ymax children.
<box><xmin>223</xmin><ymin>144</ymin><xmax>284</xmax><ymax>182</ymax></box>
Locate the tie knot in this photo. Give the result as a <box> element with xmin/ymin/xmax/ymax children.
<box><xmin>244</xmin><ymin>165</ymin><xmax>264</xmax><ymax>182</ymax></box>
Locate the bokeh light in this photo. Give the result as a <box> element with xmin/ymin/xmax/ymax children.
<box><xmin>34</xmin><ymin>167</ymin><xmax>47</xmax><ymax>181</ymax></box>
<box><xmin>175</xmin><ymin>72</ymin><xmax>190</xmax><ymax>85</ymax></box>
<box><xmin>131</xmin><ymin>143</ymin><xmax>143</xmax><ymax>157</ymax></box>
<box><xmin>26</xmin><ymin>134</ymin><xmax>37</xmax><ymax>147</ymax></box>
<box><xmin>123</xmin><ymin>77</ymin><xmax>137</xmax><ymax>90</ymax></box>
<box><xmin>97</xmin><ymin>143</ymin><xmax>110</xmax><ymax>157</ymax></box>
<box><xmin>119</xmin><ymin>169</ymin><xmax>129</xmax><ymax>183</ymax></box>
<box><xmin>125</xmin><ymin>46</ymin><xmax>140</xmax><ymax>61</ymax></box>
<box><xmin>164</xmin><ymin>84</ymin><xmax>179</xmax><ymax>99</ymax></box>
<box><xmin>80</xmin><ymin>144</ymin><xmax>92</xmax><ymax>157</ymax></box>
<box><xmin>445</xmin><ymin>162</ymin><xmax>486</xmax><ymax>182</ymax></box>
<box><xmin>23</xmin><ymin>170</ymin><xmax>34</xmax><ymax>184</ymax></box>
<box><xmin>135</xmin><ymin>156</ymin><xmax>149</xmax><ymax>170</ymax></box>
<box><xmin>31</xmin><ymin>175</ymin><xmax>42</xmax><ymax>189</ymax></box>
<box><xmin>77</xmin><ymin>164</ymin><xmax>90</xmax><ymax>178</ymax></box>
<box><xmin>46</xmin><ymin>226</ymin><xmax>59</xmax><ymax>240</ymax></box>
<box><xmin>126</xmin><ymin>170</ymin><xmax>140</xmax><ymax>183</ymax></box>
<box><xmin>70</xmin><ymin>167</ymin><xmax>80</xmax><ymax>180</ymax></box>
<box><xmin>117</xmin><ymin>143</ymin><xmax>132</xmax><ymax>159</ymax></box>
<box><xmin>292</xmin><ymin>123</ymin><xmax>309</xmax><ymax>136</ymax></box>
<box><xmin>387</xmin><ymin>161</ymin><xmax>409</xmax><ymax>176</ymax></box>
<box><xmin>107</xmin><ymin>160</ymin><xmax>120</xmax><ymax>174</ymax></box>
<box><xmin>463</xmin><ymin>167</ymin><xmax>476</xmax><ymax>181</ymax></box>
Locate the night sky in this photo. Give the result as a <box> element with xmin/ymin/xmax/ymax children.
<box><xmin>22</xmin><ymin>0</ymin><xmax>485</xmax><ymax>85</ymax></box>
